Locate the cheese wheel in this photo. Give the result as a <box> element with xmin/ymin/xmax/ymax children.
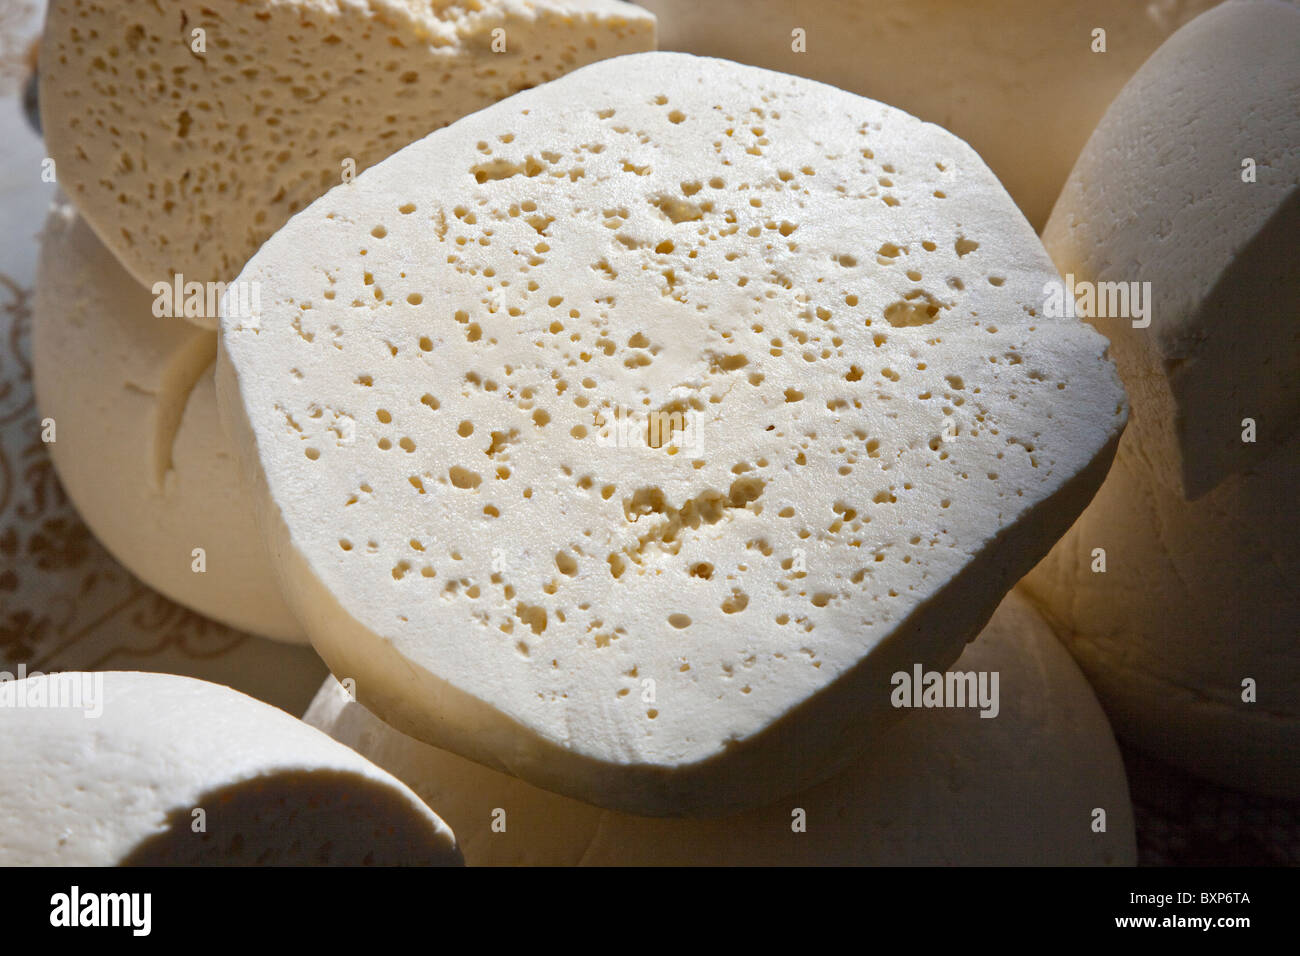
<box><xmin>39</xmin><ymin>0</ymin><xmax>655</xmax><ymax>324</ymax></box>
<box><xmin>305</xmin><ymin>590</ymin><xmax>1136</xmax><ymax>865</ymax></box>
<box><xmin>1040</xmin><ymin>0</ymin><xmax>1300</xmax><ymax>500</ymax></box>
<box><xmin>1025</xmin><ymin>432</ymin><xmax>1300</xmax><ymax>798</ymax></box>
<box><xmin>1023</xmin><ymin>0</ymin><xmax>1300</xmax><ymax>798</ymax></box>
<box><xmin>33</xmin><ymin>200</ymin><xmax>304</xmax><ymax>643</ymax></box>
<box><xmin>0</xmin><ymin>671</ymin><xmax>461</xmax><ymax>865</ymax></box>
<box><xmin>218</xmin><ymin>51</ymin><xmax>1126</xmax><ymax>816</ymax></box>
<box><xmin>636</xmin><ymin>0</ymin><xmax>1220</xmax><ymax>230</ymax></box>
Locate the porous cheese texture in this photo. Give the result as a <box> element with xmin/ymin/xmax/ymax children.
<box><xmin>0</xmin><ymin>672</ymin><xmax>461</xmax><ymax>865</ymax></box>
<box><xmin>305</xmin><ymin>590</ymin><xmax>1136</xmax><ymax>865</ymax></box>
<box><xmin>218</xmin><ymin>52</ymin><xmax>1127</xmax><ymax>816</ymax></box>
<box><xmin>637</xmin><ymin>0</ymin><xmax>1220</xmax><ymax>230</ymax></box>
<box><xmin>1024</xmin><ymin>431</ymin><xmax>1300</xmax><ymax>798</ymax></box>
<box><xmin>39</xmin><ymin>0</ymin><xmax>655</xmax><ymax>324</ymax></box>
<box><xmin>1041</xmin><ymin>0</ymin><xmax>1300</xmax><ymax>500</ymax></box>
<box><xmin>33</xmin><ymin>200</ymin><xmax>304</xmax><ymax>643</ymax></box>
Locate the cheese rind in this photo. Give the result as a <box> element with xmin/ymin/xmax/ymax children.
<box><xmin>0</xmin><ymin>671</ymin><xmax>461</xmax><ymax>865</ymax></box>
<box><xmin>1024</xmin><ymin>429</ymin><xmax>1300</xmax><ymax>798</ymax></box>
<box><xmin>218</xmin><ymin>52</ymin><xmax>1126</xmax><ymax>815</ymax></box>
<box><xmin>305</xmin><ymin>590</ymin><xmax>1136</xmax><ymax>865</ymax></box>
<box><xmin>33</xmin><ymin>201</ymin><xmax>304</xmax><ymax>643</ymax></box>
<box><xmin>39</xmin><ymin>0</ymin><xmax>655</xmax><ymax>323</ymax></box>
<box><xmin>638</xmin><ymin>0</ymin><xmax>1219</xmax><ymax>230</ymax></box>
<box><xmin>1024</xmin><ymin>0</ymin><xmax>1300</xmax><ymax>797</ymax></box>
<box><xmin>1041</xmin><ymin>0</ymin><xmax>1300</xmax><ymax>500</ymax></box>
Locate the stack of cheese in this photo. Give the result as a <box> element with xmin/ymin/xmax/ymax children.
<box><xmin>32</xmin><ymin>0</ymin><xmax>1285</xmax><ymax>865</ymax></box>
<box><xmin>33</xmin><ymin>0</ymin><xmax>655</xmax><ymax>641</ymax></box>
<box><xmin>1023</xmin><ymin>0</ymin><xmax>1300</xmax><ymax>798</ymax></box>
<box><xmin>19</xmin><ymin>0</ymin><xmax>661</xmax><ymax>866</ymax></box>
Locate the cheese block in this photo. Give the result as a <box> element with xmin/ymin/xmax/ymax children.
<box><xmin>1041</xmin><ymin>0</ymin><xmax>1300</xmax><ymax>500</ymax></box>
<box><xmin>33</xmin><ymin>200</ymin><xmax>304</xmax><ymax>643</ymax></box>
<box><xmin>0</xmin><ymin>671</ymin><xmax>461</xmax><ymax>865</ymax></box>
<box><xmin>305</xmin><ymin>590</ymin><xmax>1137</xmax><ymax>865</ymax></box>
<box><xmin>1024</xmin><ymin>0</ymin><xmax>1300</xmax><ymax>798</ymax></box>
<box><xmin>217</xmin><ymin>52</ymin><xmax>1127</xmax><ymax>815</ymax></box>
<box><xmin>1024</xmin><ymin>417</ymin><xmax>1300</xmax><ymax>799</ymax></box>
<box><xmin>39</xmin><ymin>0</ymin><xmax>655</xmax><ymax>325</ymax></box>
<box><xmin>637</xmin><ymin>0</ymin><xmax>1219</xmax><ymax>230</ymax></box>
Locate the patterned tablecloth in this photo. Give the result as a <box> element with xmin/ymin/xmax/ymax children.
<box><xmin>1</xmin><ymin>0</ymin><xmax>1293</xmax><ymax>866</ymax></box>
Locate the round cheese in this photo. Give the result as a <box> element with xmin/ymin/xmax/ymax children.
<box><xmin>0</xmin><ymin>671</ymin><xmax>461</xmax><ymax>865</ymax></box>
<box><xmin>1024</xmin><ymin>0</ymin><xmax>1300</xmax><ymax>798</ymax></box>
<box><xmin>305</xmin><ymin>590</ymin><xmax>1136</xmax><ymax>865</ymax></box>
<box><xmin>39</xmin><ymin>0</ymin><xmax>655</xmax><ymax>325</ymax></box>
<box><xmin>33</xmin><ymin>200</ymin><xmax>304</xmax><ymax>643</ymax></box>
<box><xmin>217</xmin><ymin>52</ymin><xmax>1126</xmax><ymax>815</ymax></box>
<box><xmin>636</xmin><ymin>0</ymin><xmax>1220</xmax><ymax>230</ymax></box>
<box><xmin>1025</xmin><ymin>430</ymin><xmax>1300</xmax><ymax>799</ymax></box>
<box><xmin>1041</xmin><ymin>0</ymin><xmax>1300</xmax><ymax>500</ymax></box>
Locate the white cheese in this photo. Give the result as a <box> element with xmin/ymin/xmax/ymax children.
<box><xmin>218</xmin><ymin>52</ymin><xmax>1126</xmax><ymax>815</ymax></box>
<box><xmin>637</xmin><ymin>0</ymin><xmax>1219</xmax><ymax>230</ymax></box>
<box><xmin>39</xmin><ymin>0</ymin><xmax>655</xmax><ymax>324</ymax></box>
<box><xmin>305</xmin><ymin>590</ymin><xmax>1136</xmax><ymax>865</ymax></box>
<box><xmin>1024</xmin><ymin>427</ymin><xmax>1300</xmax><ymax>798</ymax></box>
<box><xmin>1024</xmin><ymin>0</ymin><xmax>1300</xmax><ymax>798</ymax></box>
<box><xmin>33</xmin><ymin>200</ymin><xmax>304</xmax><ymax>643</ymax></box>
<box><xmin>1041</xmin><ymin>0</ymin><xmax>1300</xmax><ymax>500</ymax></box>
<box><xmin>0</xmin><ymin>671</ymin><xmax>460</xmax><ymax>865</ymax></box>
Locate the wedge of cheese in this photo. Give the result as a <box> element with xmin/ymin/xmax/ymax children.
<box><xmin>218</xmin><ymin>52</ymin><xmax>1127</xmax><ymax>815</ymax></box>
<box><xmin>33</xmin><ymin>200</ymin><xmax>303</xmax><ymax>643</ymax></box>
<box><xmin>1041</xmin><ymin>0</ymin><xmax>1300</xmax><ymax>500</ymax></box>
<box><xmin>1024</xmin><ymin>0</ymin><xmax>1300</xmax><ymax>798</ymax></box>
<box><xmin>305</xmin><ymin>590</ymin><xmax>1136</xmax><ymax>865</ymax></box>
<box><xmin>637</xmin><ymin>0</ymin><xmax>1219</xmax><ymax>230</ymax></box>
<box><xmin>39</xmin><ymin>0</ymin><xmax>655</xmax><ymax>325</ymax></box>
<box><xmin>0</xmin><ymin>671</ymin><xmax>461</xmax><ymax>865</ymax></box>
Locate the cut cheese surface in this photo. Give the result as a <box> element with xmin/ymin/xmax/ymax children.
<box><xmin>39</xmin><ymin>0</ymin><xmax>655</xmax><ymax>322</ymax></box>
<box><xmin>305</xmin><ymin>590</ymin><xmax>1136</xmax><ymax>865</ymax></box>
<box><xmin>218</xmin><ymin>52</ymin><xmax>1126</xmax><ymax>815</ymax></box>
<box><xmin>637</xmin><ymin>0</ymin><xmax>1220</xmax><ymax>230</ymax></box>
<box><xmin>1042</xmin><ymin>0</ymin><xmax>1300</xmax><ymax>500</ymax></box>
<box><xmin>33</xmin><ymin>200</ymin><xmax>304</xmax><ymax>643</ymax></box>
<box><xmin>1024</xmin><ymin>429</ymin><xmax>1300</xmax><ymax>798</ymax></box>
<box><xmin>0</xmin><ymin>671</ymin><xmax>461</xmax><ymax>865</ymax></box>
